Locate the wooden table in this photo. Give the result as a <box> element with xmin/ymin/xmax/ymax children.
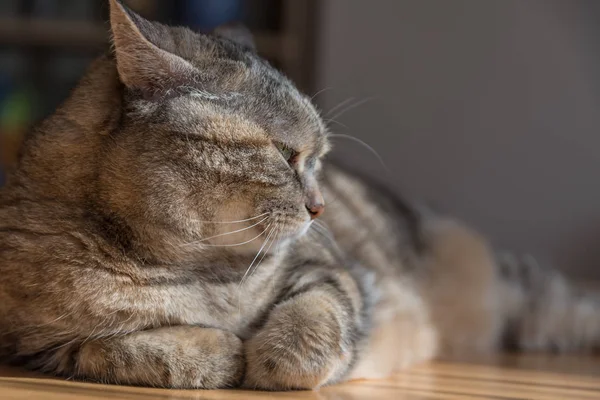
<box><xmin>1</xmin><ymin>354</ymin><xmax>599</xmax><ymax>399</ymax></box>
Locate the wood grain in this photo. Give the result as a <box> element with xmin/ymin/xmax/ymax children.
<box><xmin>1</xmin><ymin>354</ymin><xmax>599</xmax><ymax>400</ymax></box>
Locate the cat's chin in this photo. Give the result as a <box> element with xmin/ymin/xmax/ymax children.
<box><xmin>271</xmin><ymin>217</ymin><xmax>312</xmax><ymax>241</ymax></box>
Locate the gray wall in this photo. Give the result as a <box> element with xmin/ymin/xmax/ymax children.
<box><xmin>316</xmin><ymin>0</ymin><xmax>600</xmax><ymax>278</ymax></box>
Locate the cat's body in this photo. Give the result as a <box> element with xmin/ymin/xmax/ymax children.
<box><xmin>0</xmin><ymin>0</ymin><xmax>599</xmax><ymax>390</ymax></box>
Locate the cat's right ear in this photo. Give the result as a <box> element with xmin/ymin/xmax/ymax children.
<box><xmin>108</xmin><ymin>0</ymin><xmax>197</xmax><ymax>93</ymax></box>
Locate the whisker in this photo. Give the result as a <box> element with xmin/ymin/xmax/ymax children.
<box><xmin>310</xmin><ymin>87</ymin><xmax>332</xmax><ymax>101</ymax></box>
<box><xmin>313</xmin><ymin>219</ymin><xmax>330</xmax><ymax>233</ymax></box>
<box><xmin>314</xmin><ymin>227</ymin><xmax>334</xmax><ymax>244</ymax></box>
<box><xmin>269</xmin><ymin>227</ymin><xmax>287</xmax><ymax>291</ymax></box>
<box><xmin>309</xmin><ymin>223</ymin><xmax>325</xmax><ymax>238</ymax></box>
<box><xmin>329</xmin><ymin>133</ymin><xmax>390</xmax><ymax>174</ymax></box>
<box><xmin>311</xmin><ymin>221</ymin><xmax>346</xmax><ymax>258</ymax></box>
<box><xmin>201</xmin><ymin>224</ymin><xmax>271</xmax><ymax>247</ymax></box>
<box><xmin>312</xmin><ymin>221</ymin><xmax>335</xmax><ymax>243</ymax></box>
<box><xmin>190</xmin><ymin>212</ymin><xmax>269</xmax><ymax>224</ymax></box>
<box><xmin>323</xmin><ymin>118</ymin><xmax>347</xmax><ymax>129</ymax></box>
<box><xmin>238</xmin><ymin>223</ymin><xmax>276</xmax><ymax>289</ymax></box>
<box><xmin>314</xmin><ymin>219</ymin><xmax>332</xmax><ymax>231</ymax></box>
<box><xmin>247</xmin><ymin>224</ymin><xmax>281</xmax><ymax>282</ymax></box>
<box><xmin>327</xmin><ymin>97</ymin><xmax>374</xmax><ymax>121</ymax></box>
<box><xmin>236</xmin><ymin>223</ymin><xmax>276</xmax><ymax>314</ymax></box>
<box><xmin>181</xmin><ymin>216</ymin><xmax>269</xmax><ymax>246</ymax></box>
<box><xmin>325</xmin><ymin>96</ymin><xmax>356</xmax><ymax>117</ymax></box>
<box><xmin>308</xmin><ymin>228</ymin><xmax>333</xmax><ymax>251</ymax></box>
<box><xmin>310</xmin><ymin>226</ymin><xmax>331</xmax><ymax>248</ymax></box>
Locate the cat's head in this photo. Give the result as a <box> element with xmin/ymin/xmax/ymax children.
<box><xmin>100</xmin><ymin>0</ymin><xmax>329</xmax><ymax>258</ymax></box>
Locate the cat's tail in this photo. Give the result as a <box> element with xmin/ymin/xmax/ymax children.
<box><xmin>417</xmin><ymin>216</ymin><xmax>600</xmax><ymax>355</ymax></box>
<box><xmin>497</xmin><ymin>253</ymin><xmax>600</xmax><ymax>352</ymax></box>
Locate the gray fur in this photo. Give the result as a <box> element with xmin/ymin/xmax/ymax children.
<box><xmin>0</xmin><ymin>0</ymin><xmax>598</xmax><ymax>391</ymax></box>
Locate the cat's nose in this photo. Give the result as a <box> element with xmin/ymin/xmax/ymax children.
<box><xmin>305</xmin><ymin>176</ymin><xmax>324</xmax><ymax>219</ymax></box>
<box><xmin>306</xmin><ymin>202</ymin><xmax>325</xmax><ymax>220</ymax></box>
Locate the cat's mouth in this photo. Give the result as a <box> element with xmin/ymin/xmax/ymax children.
<box><xmin>267</xmin><ymin>212</ymin><xmax>312</xmax><ymax>241</ymax></box>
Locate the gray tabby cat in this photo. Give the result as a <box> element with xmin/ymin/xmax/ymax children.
<box><xmin>0</xmin><ymin>0</ymin><xmax>598</xmax><ymax>390</ymax></box>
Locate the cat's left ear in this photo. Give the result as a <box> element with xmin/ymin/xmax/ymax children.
<box><xmin>108</xmin><ymin>0</ymin><xmax>197</xmax><ymax>93</ymax></box>
<box><xmin>213</xmin><ymin>23</ymin><xmax>256</xmax><ymax>52</ymax></box>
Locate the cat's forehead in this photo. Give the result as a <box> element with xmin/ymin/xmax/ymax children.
<box><xmin>247</xmin><ymin>62</ymin><xmax>327</xmax><ymax>151</ymax></box>
<box><xmin>142</xmin><ymin>28</ymin><xmax>328</xmax><ymax>154</ymax></box>
<box><xmin>159</xmin><ymin>79</ymin><xmax>328</xmax><ymax>155</ymax></box>
<box><xmin>268</xmin><ymin>93</ymin><xmax>327</xmax><ymax>154</ymax></box>
<box><xmin>191</xmin><ymin>63</ymin><xmax>326</xmax><ymax>152</ymax></box>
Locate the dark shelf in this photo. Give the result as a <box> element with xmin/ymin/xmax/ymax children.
<box><xmin>0</xmin><ymin>18</ymin><xmax>108</xmax><ymax>50</ymax></box>
<box><xmin>0</xmin><ymin>18</ymin><xmax>288</xmax><ymax>61</ymax></box>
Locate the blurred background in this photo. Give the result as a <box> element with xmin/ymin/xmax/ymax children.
<box><xmin>1</xmin><ymin>0</ymin><xmax>599</xmax><ymax>278</ymax></box>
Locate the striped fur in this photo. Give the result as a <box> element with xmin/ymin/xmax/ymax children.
<box><xmin>0</xmin><ymin>0</ymin><xmax>598</xmax><ymax>391</ymax></box>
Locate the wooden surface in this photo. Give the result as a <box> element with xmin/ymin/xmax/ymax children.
<box><xmin>1</xmin><ymin>354</ymin><xmax>599</xmax><ymax>399</ymax></box>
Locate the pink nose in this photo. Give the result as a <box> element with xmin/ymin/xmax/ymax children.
<box><xmin>306</xmin><ymin>203</ymin><xmax>325</xmax><ymax>220</ymax></box>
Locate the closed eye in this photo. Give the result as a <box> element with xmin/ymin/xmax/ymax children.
<box><xmin>274</xmin><ymin>142</ymin><xmax>297</xmax><ymax>163</ymax></box>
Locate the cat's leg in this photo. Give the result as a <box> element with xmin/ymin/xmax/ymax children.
<box><xmin>244</xmin><ymin>263</ymin><xmax>371</xmax><ymax>390</ymax></box>
<box><xmin>57</xmin><ymin>326</ymin><xmax>244</xmax><ymax>388</ymax></box>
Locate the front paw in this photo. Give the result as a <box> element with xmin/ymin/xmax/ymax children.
<box><xmin>244</xmin><ymin>298</ymin><xmax>350</xmax><ymax>390</ymax></box>
<box><xmin>75</xmin><ymin>326</ymin><xmax>245</xmax><ymax>389</ymax></box>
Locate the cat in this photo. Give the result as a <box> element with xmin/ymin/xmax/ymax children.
<box><xmin>0</xmin><ymin>0</ymin><xmax>598</xmax><ymax>390</ymax></box>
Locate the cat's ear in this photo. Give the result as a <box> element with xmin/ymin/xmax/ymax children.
<box><xmin>108</xmin><ymin>0</ymin><xmax>197</xmax><ymax>92</ymax></box>
<box><xmin>213</xmin><ymin>23</ymin><xmax>256</xmax><ymax>52</ymax></box>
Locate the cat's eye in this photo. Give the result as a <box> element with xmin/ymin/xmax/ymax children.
<box><xmin>275</xmin><ymin>142</ymin><xmax>296</xmax><ymax>163</ymax></box>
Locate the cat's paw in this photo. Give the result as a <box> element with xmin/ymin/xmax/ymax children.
<box><xmin>187</xmin><ymin>328</ymin><xmax>246</xmax><ymax>389</ymax></box>
<box><xmin>244</xmin><ymin>298</ymin><xmax>351</xmax><ymax>390</ymax></box>
<box><xmin>76</xmin><ymin>327</ymin><xmax>245</xmax><ymax>389</ymax></box>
